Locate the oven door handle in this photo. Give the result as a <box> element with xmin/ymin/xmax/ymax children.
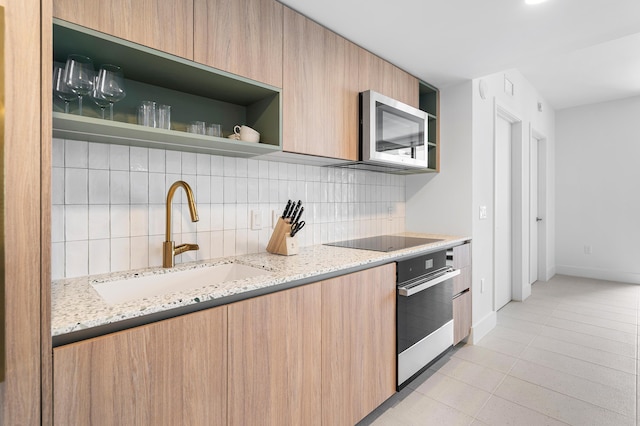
<box><xmin>397</xmin><ymin>269</ymin><xmax>460</xmax><ymax>297</ymax></box>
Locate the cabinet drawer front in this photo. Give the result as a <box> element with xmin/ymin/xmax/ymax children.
<box><xmin>452</xmin><ymin>243</ymin><xmax>471</xmax><ymax>268</ymax></box>
<box><xmin>453</xmin><ymin>266</ymin><xmax>471</xmax><ymax>295</ymax></box>
<box><xmin>453</xmin><ymin>290</ymin><xmax>471</xmax><ymax>345</ymax></box>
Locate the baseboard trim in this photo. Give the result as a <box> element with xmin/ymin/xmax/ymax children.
<box><xmin>556</xmin><ymin>265</ymin><xmax>640</xmax><ymax>285</ymax></box>
<box><xmin>469</xmin><ymin>310</ymin><xmax>496</xmax><ymax>344</ymax></box>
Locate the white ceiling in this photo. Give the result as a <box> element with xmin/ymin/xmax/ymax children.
<box><xmin>279</xmin><ymin>0</ymin><xmax>640</xmax><ymax>110</ymax></box>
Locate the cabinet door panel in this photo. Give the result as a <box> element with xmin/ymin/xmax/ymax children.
<box><xmin>53</xmin><ymin>307</ymin><xmax>227</xmax><ymax>425</ymax></box>
<box><xmin>53</xmin><ymin>0</ymin><xmax>194</xmax><ymax>59</ymax></box>
<box><xmin>359</xmin><ymin>49</ymin><xmax>418</xmax><ymax>108</ymax></box>
<box><xmin>453</xmin><ymin>291</ymin><xmax>472</xmax><ymax>345</ymax></box>
<box><xmin>283</xmin><ymin>8</ymin><xmax>359</xmax><ymax>160</ymax></box>
<box><xmin>228</xmin><ymin>283</ymin><xmax>321</xmax><ymax>426</ymax></box>
<box><xmin>322</xmin><ymin>264</ymin><xmax>396</xmax><ymax>425</ymax></box>
<box><xmin>194</xmin><ymin>0</ymin><xmax>283</xmax><ymax>87</ymax></box>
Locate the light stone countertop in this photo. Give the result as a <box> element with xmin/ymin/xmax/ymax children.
<box><xmin>51</xmin><ymin>233</ymin><xmax>469</xmax><ymax>343</ymax></box>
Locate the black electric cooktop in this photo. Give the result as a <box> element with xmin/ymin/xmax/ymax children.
<box><xmin>325</xmin><ymin>235</ymin><xmax>443</xmax><ymax>253</ymax></box>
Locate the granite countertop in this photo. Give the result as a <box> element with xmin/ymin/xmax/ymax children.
<box><xmin>52</xmin><ymin>233</ymin><xmax>469</xmax><ymax>342</ymax></box>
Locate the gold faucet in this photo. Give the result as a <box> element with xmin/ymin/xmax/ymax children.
<box><xmin>163</xmin><ymin>180</ymin><xmax>199</xmax><ymax>268</ymax></box>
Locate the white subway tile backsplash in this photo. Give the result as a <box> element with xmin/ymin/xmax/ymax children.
<box><xmin>89</xmin><ymin>170</ymin><xmax>109</xmax><ymax>204</ymax></box>
<box><xmin>223</xmin><ymin>157</ymin><xmax>236</xmax><ymax>177</ymax></box>
<box><xmin>89</xmin><ymin>142</ymin><xmax>110</xmax><ymax>170</ymax></box>
<box><xmin>130</xmin><ymin>172</ymin><xmax>149</xmax><ymax>204</ymax></box>
<box><xmin>236</xmin><ymin>158</ymin><xmax>248</xmax><ymax>178</ymax></box>
<box><xmin>65</xmin><ymin>140</ymin><xmax>88</xmax><ymax>168</ymax></box>
<box><xmin>53</xmin><ymin>138</ymin><xmax>65</xmax><ymax>167</ymax></box>
<box><xmin>53</xmin><ymin>142</ymin><xmax>407</xmax><ymax>279</ymax></box>
<box><xmin>66</xmin><ymin>240</ymin><xmax>88</xmax><ymax>278</ymax></box>
<box><xmin>52</xmin><ymin>205</ymin><xmax>65</xmax><ymax>243</ymax></box>
<box><xmin>130</xmin><ymin>147</ymin><xmax>149</xmax><ymax>172</ymax></box>
<box><xmin>110</xmin><ymin>170</ymin><xmax>130</xmax><ymax>204</ymax></box>
<box><xmin>223</xmin><ymin>229</ymin><xmax>236</xmax><ymax>257</ymax></box>
<box><xmin>130</xmin><ymin>236</ymin><xmax>149</xmax><ymax>269</ymax></box>
<box><xmin>89</xmin><ymin>205</ymin><xmax>110</xmax><ymax>240</ymax></box>
<box><xmin>148</xmin><ymin>149</ymin><xmax>165</xmax><ymax>173</ymax></box>
<box><xmin>109</xmin><ymin>145</ymin><xmax>129</xmax><ymax>171</ymax></box>
<box><xmin>110</xmin><ymin>238</ymin><xmax>130</xmax><ymax>272</ymax></box>
<box><xmin>166</xmin><ymin>150</ymin><xmax>181</xmax><ymax>174</ymax></box>
<box><xmin>65</xmin><ymin>168</ymin><xmax>88</xmax><ymax>205</ymax></box>
<box><xmin>89</xmin><ymin>239</ymin><xmax>110</xmax><ymax>275</ymax></box>
<box><xmin>65</xmin><ymin>205</ymin><xmax>88</xmax><ymax>241</ymax></box>
<box><xmin>110</xmin><ymin>205</ymin><xmax>130</xmax><ymax>238</ymax></box>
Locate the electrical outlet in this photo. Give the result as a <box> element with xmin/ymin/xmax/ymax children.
<box><xmin>388</xmin><ymin>206</ymin><xmax>393</xmax><ymax>221</ymax></box>
<box><xmin>251</xmin><ymin>210</ymin><xmax>262</xmax><ymax>230</ymax></box>
<box><xmin>584</xmin><ymin>245</ymin><xmax>592</xmax><ymax>255</ymax></box>
<box><xmin>480</xmin><ymin>278</ymin><xmax>485</xmax><ymax>293</ymax></box>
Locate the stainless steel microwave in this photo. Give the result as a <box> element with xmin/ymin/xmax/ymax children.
<box><xmin>360</xmin><ymin>90</ymin><xmax>429</xmax><ymax>171</ymax></box>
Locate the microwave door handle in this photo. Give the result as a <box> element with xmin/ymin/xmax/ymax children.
<box><xmin>397</xmin><ymin>269</ymin><xmax>460</xmax><ymax>297</ymax></box>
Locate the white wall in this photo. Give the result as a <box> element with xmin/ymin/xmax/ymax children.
<box><xmin>556</xmin><ymin>96</ymin><xmax>640</xmax><ymax>284</ymax></box>
<box><xmin>408</xmin><ymin>70</ymin><xmax>555</xmax><ymax>343</ymax></box>
<box><xmin>406</xmin><ymin>81</ymin><xmax>473</xmax><ymax>237</ymax></box>
<box><xmin>470</xmin><ymin>70</ymin><xmax>555</xmax><ymax>341</ymax></box>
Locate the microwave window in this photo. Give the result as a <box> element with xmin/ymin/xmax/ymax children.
<box><xmin>376</xmin><ymin>106</ymin><xmax>424</xmax><ymax>158</ymax></box>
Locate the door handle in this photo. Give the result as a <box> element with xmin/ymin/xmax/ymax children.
<box><xmin>536</xmin><ymin>217</ymin><xmax>543</xmax><ymax>222</ymax></box>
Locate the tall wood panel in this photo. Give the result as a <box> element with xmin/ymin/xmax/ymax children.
<box><xmin>322</xmin><ymin>264</ymin><xmax>396</xmax><ymax>425</ymax></box>
<box><xmin>0</xmin><ymin>0</ymin><xmax>44</xmax><ymax>424</ymax></box>
<box><xmin>53</xmin><ymin>0</ymin><xmax>194</xmax><ymax>59</ymax></box>
<box><xmin>227</xmin><ymin>283</ymin><xmax>321</xmax><ymax>426</ymax></box>
<box><xmin>283</xmin><ymin>7</ymin><xmax>359</xmax><ymax>160</ymax></box>
<box><xmin>194</xmin><ymin>0</ymin><xmax>283</xmax><ymax>88</ymax></box>
<box><xmin>53</xmin><ymin>307</ymin><xmax>227</xmax><ymax>425</ymax></box>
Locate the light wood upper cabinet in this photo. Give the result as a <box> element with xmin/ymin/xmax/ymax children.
<box><xmin>228</xmin><ymin>283</ymin><xmax>321</xmax><ymax>426</ymax></box>
<box><xmin>53</xmin><ymin>0</ymin><xmax>194</xmax><ymax>59</ymax></box>
<box><xmin>322</xmin><ymin>263</ymin><xmax>397</xmax><ymax>425</ymax></box>
<box><xmin>359</xmin><ymin>49</ymin><xmax>419</xmax><ymax>108</ymax></box>
<box><xmin>53</xmin><ymin>306</ymin><xmax>227</xmax><ymax>426</ymax></box>
<box><xmin>194</xmin><ymin>0</ymin><xmax>283</xmax><ymax>88</ymax></box>
<box><xmin>283</xmin><ymin>7</ymin><xmax>359</xmax><ymax>161</ymax></box>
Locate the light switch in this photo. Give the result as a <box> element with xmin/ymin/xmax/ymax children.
<box><xmin>479</xmin><ymin>205</ymin><xmax>487</xmax><ymax>220</ymax></box>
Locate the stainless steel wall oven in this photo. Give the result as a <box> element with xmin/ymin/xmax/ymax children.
<box><xmin>396</xmin><ymin>250</ymin><xmax>460</xmax><ymax>389</ymax></box>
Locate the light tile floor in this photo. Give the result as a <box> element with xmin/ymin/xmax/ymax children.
<box><xmin>359</xmin><ymin>274</ymin><xmax>639</xmax><ymax>426</ymax></box>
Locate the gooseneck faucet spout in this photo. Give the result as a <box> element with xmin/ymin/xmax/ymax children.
<box><xmin>163</xmin><ymin>180</ymin><xmax>199</xmax><ymax>268</ymax></box>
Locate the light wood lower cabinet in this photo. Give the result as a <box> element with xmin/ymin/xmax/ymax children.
<box><xmin>53</xmin><ymin>306</ymin><xmax>227</xmax><ymax>425</ymax></box>
<box><xmin>453</xmin><ymin>291</ymin><xmax>472</xmax><ymax>345</ymax></box>
<box><xmin>322</xmin><ymin>263</ymin><xmax>397</xmax><ymax>426</ymax></box>
<box><xmin>53</xmin><ymin>265</ymin><xmax>396</xmax><ymax>425</ymax></box>
<box><xmin>227</xmin><ymin>283</ymin><xmax>321</xmax><ymax>426</ymax></box>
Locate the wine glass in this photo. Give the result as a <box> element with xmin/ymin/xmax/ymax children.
<box><xmin>90</xmin><ymin>76</ymin><xmax>110</xmax><ymax>119</ymax></box>
<box><xmin>63</xmin><ymin>54</ymin><xmax>95</xmax><ymax>116</ymax></box>
<box><xmin>96</xmin><ymin>64</ymin><xmax>126</xmax><ymax>120</ymax></box>
<box><xmin>53</xmin><ymin>63</ymin><xmax>78</xmax><ymax>113</ymax></box>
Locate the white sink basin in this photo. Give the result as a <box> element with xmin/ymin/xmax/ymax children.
<box><xmin>91</xmin><ymin>263</ymin><xmax>271</xmax><ymax>305</ymax></box>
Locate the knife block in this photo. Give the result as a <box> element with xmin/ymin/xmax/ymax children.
<box><xmin>266</xmin><ymin>217</ymin><xmax>299</xmax><ymax>256</ymax></box>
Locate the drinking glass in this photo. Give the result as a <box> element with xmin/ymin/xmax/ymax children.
<box><xmin>96</xmin><ymin>64</ymin><xmax>126</xmax><ymax>120</ymax></box>
<box><xmin>138</xmin><ymin>101</ymin><xmax>156</xmax><ymax>127</ymax></box>
<box><xmin>53</xmin><ymin>64</ymin><xmax>77</xmax><ymax>113</ymax></box>
<box><xmin>157</xmin><ymin>104</ymin><xmax>171</xmax><ymax>130</ymax></box>
<box><xmin>206</xmin><ymin>123</ymin><xmax>222</xmax><ymax>137</ymax></box>
<box><xmin>188</xmin><ymin>121</ymin><xmax>206</xmax><ymax>135</ymax></box>
<box><xmin>63</xmin><ymin>54</ymin><xmax>95</xmax><ymax>116</ymax></box>
<box><xmin>90</xmin><ymin>76</ymin><xmax>110</xmax><ymax>119</ymax></box>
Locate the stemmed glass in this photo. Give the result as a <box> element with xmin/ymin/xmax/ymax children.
<box><xmin>90</xmin><ymin>76</ymin><xmax>110</xmax><ymax>119</ymax></box>
<box><xmin>63</xmin><ymin>54</ymin><xmax>95</xmax><ymax>116</ymax></box>
<box><xmin>96</xmin><ymin>64</ymin><xmax>126</xmax><ymax>120</ymax></box>
<box><xmin>53</xmin><ymin>63</ymin><xmax>77</xmax><ymax>114</ymax></box>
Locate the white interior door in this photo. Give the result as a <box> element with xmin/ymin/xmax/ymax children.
<box><xmin>495</xmin><ymin>116</ymin><xmax>512</xmax><ymax>310</ymax></box>
<box><xmin>530</xmin><ymin>137</ymin><xmax>539</xmax><ymax>284</ymax></box>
